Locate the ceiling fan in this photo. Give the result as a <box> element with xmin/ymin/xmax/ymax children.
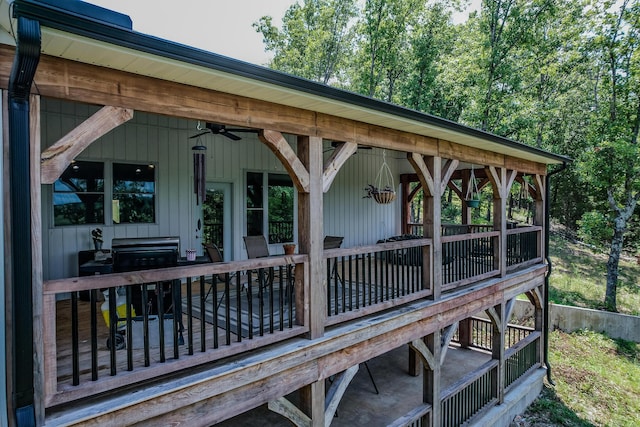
<box><xmin>190</xmin><ymin>122</ymin><xmax>258</xmax><ymax>141</ymax></box>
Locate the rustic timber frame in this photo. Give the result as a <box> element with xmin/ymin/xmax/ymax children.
<box><xmin>0</xmin><ymin>1</ymin><xmax>570</xmax><ymax>426</ymax></box>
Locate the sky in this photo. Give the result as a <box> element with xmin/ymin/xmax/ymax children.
<box><xmin>85</xmin><ymin>0</ymin><xmax>480</xmax><ymax>65</ymax></box>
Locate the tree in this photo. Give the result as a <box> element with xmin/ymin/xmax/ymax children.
<box><xmin>579</xmin><ymin>0</ymin><xmax>640</xmax><ymax>311</ymax></box>
<box><xmin>253</xmin><ymin>0</ymin><xmax>357</xmax><ymax>84</ymax></box>
<box><xmin>351</xmin><ymin>0</ymin><xmax>425</xmax><ymax>101</ymax></box>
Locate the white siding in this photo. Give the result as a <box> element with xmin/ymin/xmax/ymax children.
<box><xmin>41</xmin><ymin>99</ymin><xmax>404</xmax><ymax>280</ymax></box>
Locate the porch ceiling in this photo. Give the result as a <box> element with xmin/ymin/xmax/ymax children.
<box><xmin>3</xmin><ymin>0</ymin><xmax>570</xmax><ymax>167</ymax></box>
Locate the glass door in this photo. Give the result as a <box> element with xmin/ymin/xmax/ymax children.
<box><xmin>203</xmin><ymin>183</ymin><xmax>232</xmax><ymax>260</ymax></box>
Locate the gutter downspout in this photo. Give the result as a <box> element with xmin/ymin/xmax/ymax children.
<box><xmin>8</xmin><ymin>16</ymin><xmax>41</xmax><ymax>427</ymax></box>
<box><xmin>544</xmin><ymin>161</ymin><xmax>567</xmax><ymax>385</ymax></box>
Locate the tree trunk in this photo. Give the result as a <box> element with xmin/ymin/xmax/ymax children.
<box><xmin>604</xmin><ymin>223</ymin><xmax>624</xmax><ymax>312</ymax></box>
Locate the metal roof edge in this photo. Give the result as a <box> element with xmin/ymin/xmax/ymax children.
<box><xmin>12</xmin><ymin>0</ymin><xmax>571</xmax><ymax>165</ymax></box>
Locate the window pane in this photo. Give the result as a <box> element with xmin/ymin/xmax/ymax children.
<box><xmin>246</xmin><ymin>172</ymin><xmax>263</xmax><ymax>208</ymax></box>
<box><xmin>247</xmin><ymin>210</ymin><xmax>263</xmax><ymax>236</ymax></box>
<box><xmin>113</xmin><ymin>163</ymin><xmax>155</xmax><ymax>194</ymax></box>
<box><xmin>54</xmin><ymin>193</ymin><xmax>104</xmax><ymax>226</ymax></box>
<box><xmin>113</xmin><ymin>163</ymin><xmax>156</xmax><ymax>224</ymax></box>
<box><xmin>268</xmin><ymin>174</ymin><xmax>294</xmax><ymax>244</ymax></box>
<box><xmin>54</xmin><ymin>161</ymin><xmax>104</xmax><ymax>226</ymax></box>
<box><xmin>113</xmin><ymin>194</ymin><xmax>155</xmax><ymax>224</ymax></box>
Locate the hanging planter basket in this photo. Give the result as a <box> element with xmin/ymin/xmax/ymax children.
<box><xmin>465</xmin><ymin>198</ymin><xmax>480</xmax><ymax>208</ymax></box>
<box><xmin>465</xmin><ymin>165</ymin><xmax>481</xmax><ymax>208</ymax></box>
<box><xmin>373</xmin><ymin>190</ymin><xmax>396</xmax><ymax>204</ymax></box>
<box><xmin>364</xmin><ymin>150</ymin><xmax>396</xmax><ymax>204</ymax></box>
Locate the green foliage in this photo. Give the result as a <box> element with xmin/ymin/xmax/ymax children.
<box><xmin>577</xmin><ymin>211</ymin><xmax>611</xmax><ymax>249</ymax></box>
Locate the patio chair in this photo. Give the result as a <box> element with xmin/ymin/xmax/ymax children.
<box><xmin>324</xmin><ymin>236</ymin><xmax>344</xmax><ymax>285</ymax></box>
<box><xmin>203</xmin><ymin>243</ymin><xmax>237</xmax><ymax>306</ymax></box>
<box><xmin>243</xmin><ymin>235</ymin><xmax>274</xmax><ymax>289</ymax></box>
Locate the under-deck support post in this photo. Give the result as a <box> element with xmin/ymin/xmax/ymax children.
<box><xmin>489</xmin><ymin>304</ymin><xmax>506</xmax><ymax>404</ymax></box>
<box><xmin>458</xmin><ymin>317</ymin><xmax>473</xmax><ymax>349</ymax></box>
<box><xmin>424</xmin><ymin>331</ymin><xmax>441</xmax><ymax>426</ymax></box>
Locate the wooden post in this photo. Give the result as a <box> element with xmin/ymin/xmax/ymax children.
<box><xmin>487</xmin><ymin>167</ymin><xmax>516</xmax><ymax>277</ymax></box>
<box><xmin>534</xmin><ymin>174</ymin><xmax>546</xmax><ymax>260</ymax></box>
<box><xmin>425</xmin><ymin>331</ymin><xmax>441</xmax><ymax>426</ymax></box>
<box><xmin>30</xmin><ymin>95</ymin><xmax>45</xmax><ymax>425</ymax></box>
<box><xmin>461</xmin><ymin>169</ymin><xmax>472</xmax><ymax>226</ymax></box>
<box><xmin>297</xmin><ymin>135</ymin><xmax>326</xmax><ymax>426</ymax></box>
<box><xmin>458</xmin><ymin>317</ymin><xmax>473</xmax><ymax>349</ymax></box>
<box><xmin>424</xmin><ymin>156</ymin><xmax>441</xmax><ymax>299</ymax></box>
<box><xmin>488</xmin><ymin>304</ymin><xmax>506</xmax><ymax>404</ymax></box>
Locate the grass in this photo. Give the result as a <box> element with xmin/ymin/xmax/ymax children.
<box><xmin>523</xmin><ymin>330</ymin><xmax>640</xmax><ymax>426</ymax></box>
<box><xmin>548</xmin><ymin>234</ymin><xmax>640</xmax><ymax>316</ymax></box>
<box><xmin>519</xmin><ymin>233</ymin><xmax>640</xmax><ymax>426</ymax></box>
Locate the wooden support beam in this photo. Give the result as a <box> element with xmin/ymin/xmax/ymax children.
<box><xmin>485</xmin><ymin>307</ymin><xmax>503</xmax><ymax>334</ymax></box>
<box><xmin>448</xmin><ymin>180</ymin><xmax>462</xmax><ymax>199</ymax></box>
<box><xmin>259</xmin><ymin>130</ymin><xmax>311</xmax><ymax>193</ymax></box>
<box><xmin>491</xmin><ymin>304</ymin><xmax>506</xmax><ymax>404</ymax></box>
<box><xmin>504</xmin><ymin>298</ymin><xmax>516</xmax><ymax>324</ymax></box>
<box><xmin>440</xmin><ymin>159</ymin><xmax>459</xmax><ymax>196</ymax></box>
<box><xmin>324</xmin><ymin>365</ymin><xmax>359</xmax><ymax>426</ymax></box>
<box><xmin>425</xmin><ymin>331</ymin><xmax>442</xmax><ymax>426</ymax></box>
<box><xmin>297</xmin><ymin>135</ymin><xmax>324</xmax><ymax>339</ymax></box>
<box><xmin>409</xmin><ymin>338</ymin><xmax>436</xmax><ymax>370</ymax></box>
<box><xmin>322</xmin><ymin>141</ymin><xmax>357</xmax><ymax>193</ymax></box>
<box><xmin>40</xmin><ymin>106</ymin><xmax>133</xmax><ymax>184</ymax></box>
<box><xmin>407</xmin><ymin>153</ymin><xmax>435</xmax><ymax>197</ymax></box>
<box><xmin>440</xmin><ymin>322</ymin><xmax>458</xmax><ymax>365</ymax></box>
<box><xmin>268</xmin><ymin>398</ymin><xmax>311</xmax><ymax>427</ymax></box>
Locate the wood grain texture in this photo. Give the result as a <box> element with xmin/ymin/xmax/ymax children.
<box><xmin>40</xmin><ymin>106</ymin><xmax>133</xmax><ymax>184</ymax></box>
<box><xmin>259</xmin><ymin>129</ymin><xmax>310</xmax><ymax>193</ymax></box>
<box><xmin>322</xmin><ymin>141</ymin><xmax>357</xmax><ymax>193</ymax></box>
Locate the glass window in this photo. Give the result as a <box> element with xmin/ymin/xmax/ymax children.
<box><xmin>53</xmin><ymin>161</ymin><xmax>104</xmax><ymax>226</ymax></box>
<box><xmin>268</xmin><ymin>174</ymin><xmax>294</xmax><ymax>243</ymax></box>
<box><xmin>112</xmin><ymin>163</ymin><xmax>156</xmax><ymax>224</ymax></box>
<box><xmin>246</xmin><ymin>172</ymin><xmax>294</xmax><ymax>243</ymax></box>
<box><xmin>246</xmin><ymin>172</ymin><xmax>264</xmax><ymax>235</ymax></box>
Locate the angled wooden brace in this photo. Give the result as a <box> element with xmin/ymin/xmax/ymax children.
<box><xmin>324</xmin><ymin>364</ymin><xmax>359</xmax><ymax>426</ymax></box>
<box><xmin>40</xmin><ymin>106</ymin><xmax>133</xmax><ymax>184</ymax></box>
<box><xmin>485</xmin><ymin>306</ymin><xmax>504</xmax><ymax>334</ymax></box>
<box><xmin>407</xmin><ymin>153</ymin><xmax>435</xmax><ymax>197</ymax></box>
<box><xmin>268</xmin><ymin>397</ymin><xmax>311</xmax><ymax>427</ymax></box>
<box><xmin>440</xmin><ymin>322</ymin><xmax>459</xmax><ymax>365</ymax></box>
<box><xmin>440</xmin><ymin>159</ymin><xmax>459</xmax><ymax>196</ymax></box>
<box><xmin>259</xmin><ymin>130</ymin><xmax>311</xmax><ymax>193</ymax></box>
<box><xmin>322</xmin><ymin>141</ymin><xmax>357</xmax><ymax>193</ymax></box>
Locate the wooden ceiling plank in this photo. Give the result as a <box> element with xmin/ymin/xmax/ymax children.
<box><xmin>40</xmin><ymin>105</ymin><xmax>133</xmax><ymax>184</ymax></box>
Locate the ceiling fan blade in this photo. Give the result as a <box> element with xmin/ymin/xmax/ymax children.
<box><xmin>222</xmin><ymin>132</ymin><xmax>242</xmax><ymax>141</ymax></box>
<box><xmin>189</xmin><ymin>131</ymin><xmax>210</xmax><ymax>139</ymax></box>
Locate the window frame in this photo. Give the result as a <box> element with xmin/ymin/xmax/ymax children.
<box><xmin>245</xmin><ymin>170</ymin><xmax>297</xmax><ymax>244</ymax></box>
<box><xmin>52</xmin><ymin>160</ymin><xmax>158</xmax><ymax>228</ymax></box>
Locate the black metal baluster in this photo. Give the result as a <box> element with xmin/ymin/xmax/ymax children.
<box><xmin>186</xmin><ymin>277</ymin><xmax>193</xmax><ymax>355</ymax></box>
<box><xmin>90</xmin><ymin>289</ymin><xmax>98</xmax><ymax>381</ymax></box>
<box><xmin>157</xmin><ymin>283</ymin><xmax>166</xmax><ymax>363</ymax></box>
<box><xmin>126</xmin><ymin>285</ymin><xmax>133</xmax><ymax>371</ymax></box>
<box><xmin>108</xmin><ymin>286</ymin><xmax>117</xmax><ymax>376</ymax></box>
<box><xmin>246</xmin><ymin>271</ymin><xmax>252</xmax><ymax>341</ymax></box>
<box><xmin>71</xmin><ymin>291</ymin><xmax>79</xmax><ymax>386</ymax></box>
<box><xmin>142</xmin><ymin>284</ymin><xmax>150</xmax><ymax>367</ymax></box>
<box><xmin>200</xmin><ymin>276</ymin><xmax>206</xmax><ymax>352</ymax></box>
<box><xmin>237</xmin><ymin>270</ymin><xmax>243</xmax><ymax>341</ymax></box>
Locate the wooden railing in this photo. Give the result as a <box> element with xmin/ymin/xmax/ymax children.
<box><xmin>452</xmin><ymin>317</ymin><xmax>535</xmax><ymax>350</ymax></box>
<box><xmin>441</xmin><ymin>231</ymin><xmax>500</xmax><ymax>290</ymax></box>
<box><xmin>505</xmin><ymin>332</ymin><xmax>541</xmax><ymax>390</ymax></box>
<box><xmin>440</xmin><ymin>359</ymin><xmax>499</xmax><ymax>427</ymax></box>
<box><xmin>324</xmin><ymin>238</ymin><xmax>432</xmax><ymax>326</ymax></box>
<box><xmin>42</xmin><ymin>255</ymin><xmax>308</xmax><ymax>407</ymax></box>
<box><xmin>388</xmin><ymin>404</ymin><xmax>431</xmax><ymax>427</ymax></box>
<box><xmin>507</xmin><ymin>226</ymin><xmax>542</xmax><ymax>271</ymax></box>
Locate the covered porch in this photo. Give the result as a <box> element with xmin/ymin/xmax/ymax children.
<box><xmin>1</xmin><ymin>1</ymin><xmax>567</xmax><ymax>426</ymax></box>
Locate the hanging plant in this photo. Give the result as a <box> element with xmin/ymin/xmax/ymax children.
<box><xmin>364</xmin><ymin>150</ymin><xmax>396</xmax><ymax>204</ymax></box>
<box><xmin>465</xmin><ymin>165</ymin><xmax>481</xmax><ymax>208</ymax></box>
